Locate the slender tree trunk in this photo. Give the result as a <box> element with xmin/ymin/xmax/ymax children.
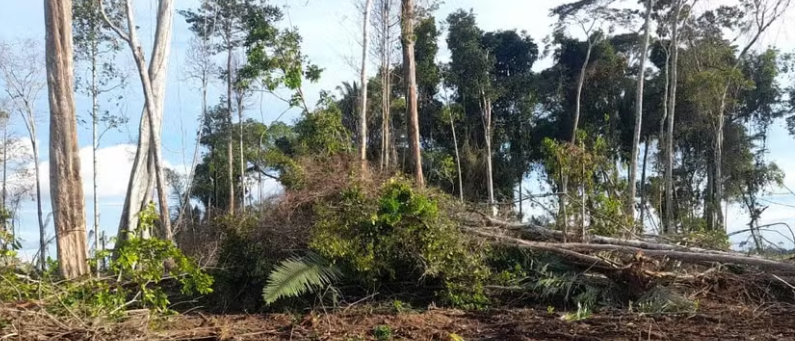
<box><xmin>226</xmin><ymin>46</ymin><xmax>235</xmax><ymax>212</ymax></box>
<box><xmin>480</xmin><ymin>93</ymin><xmax>496</xmax><ymax>216</ymax></box>
<box><xmin>627</xmin><ymin>0</ymin><xmax>653</xmax><ymax>225</ymax></box>
<box><xmin>91</xmin><ymin>38</ymin><xmax>100</xmax><ymax>275</ymax></box>
<box><xmin>360</xmin><ymin>0</ymin><xmax>373</xmax><ymax>174</ymax></box>
<box><xmin>665</xmin><ymin>0</ymin><xmax>683</xmax><ymax>235</ymax></box>
<box><xmin>45</xmin><ymin>0</ymin><xmax>89</xmax><ymax>278</ymax></box>
<box><xmin>639</xmin><ymin>135</ymin><xmax>650</xmax><ymax>229</ymax></box>
<box><xmin>658</xmin><ymin>47</ymin><xmax>670</xmax><ymax>233</ymax></box>
<box><xmin>112</xmin><ymin>0</ymin><xmax>174</xmax><ymax>242</ymax></box>
<box><xmin>32</xmin><ymin>139</ymin><xmax>46</xmax><ymax>270</ymax></box>
<box><xmin>571</xmin><ymin>41</ymin><xmax>593</xmax><ymax>143</ymax></box>
<box><xmin>237</xmin><ymin>93</ymin><xmax>245</xmax><ymax>212</ymax></box>
<box><xmin>401</xmin><ymin>0</ymin><xmax>424</xmax><ymax>188</ymax></box>
<box><xmin>1</xmin><ymin>126</ymin><xmax>6</xmax><ymax>237</ymax></box>
<box><xmin>450</xmin><ymin>113</ymin><xmax>463</xmax><ymax>201</ymax></box>
<box><xmin>176</xmin><ymin>79</ymin><xmax>207</xmax><ymax>229</ymax></box>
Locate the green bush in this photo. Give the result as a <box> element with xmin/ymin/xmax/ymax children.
<box><xmin>310</xmin><ymin>178</ymin><xmax>490</xmax><ymax>308</ymax></box>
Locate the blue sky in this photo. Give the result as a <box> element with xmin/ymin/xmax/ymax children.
<box><xmin>1</xmin><ymin>0</ymin><xmax>794</xmax><ymax>259</ymax></box>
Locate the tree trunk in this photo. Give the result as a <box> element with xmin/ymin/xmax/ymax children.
<box><xmin>571</xmin><ymin>41</ymin><xmax>593</xmax><ymax>143</ymax></box>
<box><xmin>401</xmin><ymin>0</ymin><xmax>424</xmax><ymax>188</ymax></box>
<box><xmin>639</xmin><ymin>135</ymin><xmax>650</xmax><ymax>228</ymax></box>
<box><xmin>237</xmin><ymin>91</ymin><xmax>245</xmax><ymax>212</ymax></box>
<box><xmin>113</xmin><ymin>0</ymin><xmax>174</xmax><ymax>242</ymax></box>
<box><xmin>32</xmin><ymin>139</ymin><xmax>46</xmax><ymax>271</ymax></box>
<box><xmin>45</xmin><ymin>0</ymin><xmax>89</xmax><ymax>279</ymax></box>
<box><xmin>450</xmin><ymin>113</ymin><xmax>463</xmax><ymax>201</ymax></box>
<box><xmin>106</xmin><ymin>0</ymin><xmax>173</xmax><ymax>241</ymax></box>
<box><xmin>665</xmin><ymin>0</ymin><xmax>683</xmax><ymax>235</ymax></box>
<box><xmin>91</xmin><ymin>37</ymin><xmax>100</xmax><ymax>275</ymax></box>
<box><xmin>480</xmin><ymin>93</ymin><xmax>496</xmax><ymax>216</ymax></box>
<box><xmin>226</xmin><ymin>46</ymin><xmax>235</xmax><ymax>212</ymax></box>
<box><xmin>627</xmin><ymin>0</ymin><xmax>653</xmax><ymax>225</ymax></box>
<box><xmin>360</xmin><ymin>0</ymin><xmax>373</xmax><ymax>174</ymax></box>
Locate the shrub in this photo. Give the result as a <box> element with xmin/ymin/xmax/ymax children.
<box><xmin>310</xmin><ymin>178</ymin><xmax>490</xmax><ymax>308</ymax></box>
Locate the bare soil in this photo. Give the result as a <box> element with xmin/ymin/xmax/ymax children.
<box><xmin>3</xmin><ymin>299</ymin><xmax>795</xmax><ymax>340</ymax></box>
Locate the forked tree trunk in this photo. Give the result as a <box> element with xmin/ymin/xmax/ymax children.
<box><xmin>360</xmin><ymin>0</ymin><xmax>373</xmax><ymax>174</ymax></box>
<box><xmin>103</xmin><ymin>0</ymin><xmax>173</xmax><ymax>242</ymax></box>
<box><xmin>627</xmin><ymin>0</ymin><xmax>653</xmax><ymax>226</ymax></box>
<box><xmin>401</xmin><ymin>0</ymin><xmax>424</xmax><ymax>188</ymax></box>
<box><xmin>108</xmin><ymin>0</ymin><xmax>174</xmax><ymax>242</ymax></box>
<box><xmin>44</xmin><ymin>0</ymin><xmax>89</xmax><ymax>279</ymax></box>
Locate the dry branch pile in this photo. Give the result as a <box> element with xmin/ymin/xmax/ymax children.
<box><xmin>462</xmin><ymin>214</ymin><xmax>795</xmax><ymax>299</ymax></box>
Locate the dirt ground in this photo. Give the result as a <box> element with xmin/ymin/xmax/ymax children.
<box><xmin>138</xmin><ymin>300</ymin><xmax>795</xmax><ymax>341</ymax></box>
<box><xmin>3</xmin><ymin>296</ymin><xmax>795</xmax><ymax>340</ymax></box>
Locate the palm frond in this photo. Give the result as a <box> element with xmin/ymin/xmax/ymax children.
<box><xmin>262</xmin><ymin>252</ymin><xmax>342</xmax><ymax>305</ymax></box>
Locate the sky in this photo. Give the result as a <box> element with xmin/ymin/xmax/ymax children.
<box><xmin>1</xmin><ymin>0</ymin><xmax>795</xmax><ymax>259</ymax></box>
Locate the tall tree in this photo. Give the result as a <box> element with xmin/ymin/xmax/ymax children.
<box><xmin>627</xmin><ymin>0</ymin><xmax>654</xmax><ymax>226</ymax></box>
<box><xmin>359</xmin><ymin>0</ymin><xmax>374</xmax><ymax>173</ymax></box>
<box><xmin>664</xmin><ymin>0</ymin><xmax>683</xmax><ymax>233</ymax></box>
<box><xmin>101</xmin><ymin>0</ymin><xmax>174</xmax><ymax>242</ymax></box>
<box><xmin>72</xmin><ymin>0</ymin><xmax>127</xmax><ymax>273</ymax></box>
<box><xmin>177</xmin><ymin>32</ymin><xmax>216</xmax><ymax>227</ymax></box>
<box><xmin>372</xmin><ymin>0</ymin><xmax>399</xmax><ymax>170</ymax></box>
<box><xmin>181</xmin><ymin>0</ymin><xmax>250</xmax><ymax>213</ymax></box>
<box><xmin>401</xmin><ymin>0</ymin><xmax>424</xmax><ymax>187</ymax></box>
<box><xmin>44</xmin><ymin>0</ymin><xmax>89</xmax><ymax>278</ymax></box>
<box><xmin>0</xmin><ymin>40</ymin><xmax>48</xmax><ymax>269</ymax></box>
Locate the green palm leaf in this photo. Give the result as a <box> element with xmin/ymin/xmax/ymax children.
<box><xmin>263</xmin><ymin>252</ymin><xmax>341</xmax><ymax>305</ymax></box>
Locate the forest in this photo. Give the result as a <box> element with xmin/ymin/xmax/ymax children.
<box><xmin>2</xmin><ymin>0</ymin><xmax>795</xmax><ymax>339</ymax></box>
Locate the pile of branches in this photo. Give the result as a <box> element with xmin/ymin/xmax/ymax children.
<box><xmin>462</xmin><ymin>214</ymin><xmax>795</xmax><ymax>300</ymax></box>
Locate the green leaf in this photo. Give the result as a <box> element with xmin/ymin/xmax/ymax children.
<box><xmin>262</xmin><ymin>252</ymin><xmax>341</xmax><ymax>305</ymax></box>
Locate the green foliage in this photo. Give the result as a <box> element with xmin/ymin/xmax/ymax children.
<box><xmin>543</xmin><ymin>133</ymin><xmax>629</xmax><ymax>236</ymax></box>
<box><xmin>0</xmin><ymin>203</ymin><xmax>212</xmax><ymax>319</ymax></box>
<box><xmin>263</xmin><ymin>252</ymin><xmax>341</xmax><ymax>305</ymax></box>
<box><xmin>372</xmin><ymin>325</ymin><xmax>393</xmax><ymax>341</ymax></box>
<box><xmin>310</xmin><ymin>178</ymin><xmax>490</xmax><ymax>308</ymax></box>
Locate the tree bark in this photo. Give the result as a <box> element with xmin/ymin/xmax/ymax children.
<box><xmin>401</xmin><ymin>0</ymin><xmax>423</xmax><ymax>188</ymax></box>
<box><xmin>639</xmin><ymin>135</ymin><xmax>650</xmax><ymax>227</ymax></box>
<box><xmin>90</xmin><ymin>35</ymin><xmax>101</xmax><ymax>275</ymax></box>
<box><xmin>111</xmin><ymin>0</ymin><xmax>174</xmax><ymax>242</ymax></box>
<box><xmin>571</xmin><ymin>41</ymin><xmax>593</xmax><ymax>143</ymax></box>
<box><xmin>45</xmin><ymin>0</ymin><xmax>89</xmax><ymax>279</ymax></box>
<box><xmin>103</xmin><ymin>0</ymin><xmax>173</xmax><ymax>242</ymax></box>
<box><xmin>627</xmin><ymin>0</ymin><xmax>653</xmax><ymax>226</ymax></box>
<box><xmin>226</xmin><ymin>45</ymin><xmax>235</xmax><ymax>212</ymax></box>
<box><xmin>450</xmin><ymin>113</ymin><xmax>463</xmax><ymax>201</ymax></box>
<box><xmin>665</xmin><ymin>0</ymin><xmax>683</xmax><ymax>235</ymax></box>
<box><xmin>360</xmin><ymin>0</ymin><xmax>373</xmax><ymax>174</ymax></box>
<box><xmin>469</xmin><ymin>229</ymin><xmax>795</xmax><ymax>275</ymax></box>
<box><xmin>32</xmin><ymin>138</ymin><xmax>46</xmax><ymax>271</ymax></box>
<box><xmin>480</xmin><ymin>92</ymin><xmax>495</xmax><ymax>216</ymax></box>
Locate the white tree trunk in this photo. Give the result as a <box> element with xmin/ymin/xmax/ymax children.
<box><xmin>627</xmin><ymin>0</ymin><xmax>653</xmax><ymax>227</ymax></box>
<box><xmin>110</xmin><ymin>0</ymin><xmax>174</xmax><ymax>242</ymax></box>
<box><xmin>359</xmin><ymin>0</ymin><xmax>373</xmax><ymax>173</ymax></box>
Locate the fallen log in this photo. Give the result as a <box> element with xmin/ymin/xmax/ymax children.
<box><xmin>469</xmin><ymin>229</ymin><xmax>795</xmax><ymax>275</ymax></box>
<box><xmin>470</xmin><ymin>215</ymin><xmax>771</xmax><ymax>259</ymax></box>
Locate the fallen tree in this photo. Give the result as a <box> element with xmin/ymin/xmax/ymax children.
<box><xmin>461</xmin><ymin>215</ymin><xmax>795</xmax><ymax>298</ymax></box>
